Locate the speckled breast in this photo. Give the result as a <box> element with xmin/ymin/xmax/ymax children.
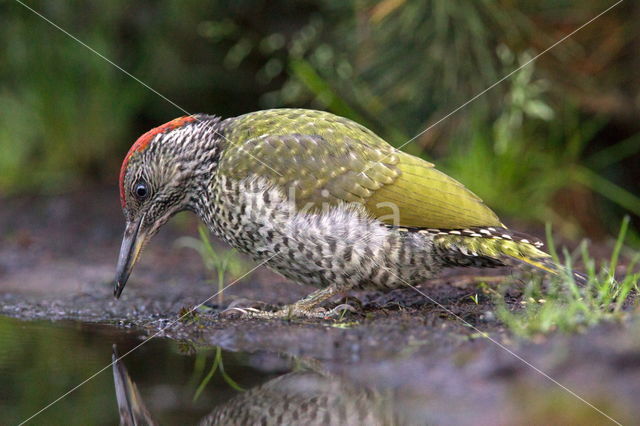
<box><xmin>198</xmin><ymin>175</ymin><xmax>442</xmax><ymax>292</ymax></box>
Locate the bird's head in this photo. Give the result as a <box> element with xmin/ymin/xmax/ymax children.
<box><xmin>114</xmin><ymin>115</ymin><xmax>222</xmax><ymax>298</ymax></box>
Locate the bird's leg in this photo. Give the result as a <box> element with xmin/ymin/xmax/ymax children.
<box><xmin>222</xmin><ymin>284</ymin><xmax>346</xmax><ymax>320</ymax></box>
<box><xmin>292</xmin><ymin>284</ymin><xmax>341</xmax><ymax>308</ymax></box>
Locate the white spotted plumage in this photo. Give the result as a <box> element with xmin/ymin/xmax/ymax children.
<box><xmin>199</xmin><ymin>176</ymin><xmax>442</xmax><ymax>291</ymax></box>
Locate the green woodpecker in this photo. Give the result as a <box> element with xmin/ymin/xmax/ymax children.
<box><xmin>115</xmin><ymin>109</ymin><xmax>581</xmax><ymax>318</ymax></box>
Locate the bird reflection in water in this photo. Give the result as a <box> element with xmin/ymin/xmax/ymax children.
<box><xmin>112</xmin><ymin>346</ymin><xmax>400</xmax><ymax>425</ymax></box>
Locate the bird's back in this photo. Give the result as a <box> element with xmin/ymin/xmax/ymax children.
<box><xmin>219</xmin><ymin>108</ymin><xmax>501</xmax><ymax>229</ymax></box>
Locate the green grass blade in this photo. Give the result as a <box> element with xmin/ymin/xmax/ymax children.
<box><xmin>609</xmin><ymin>216</ymin><xmax>630</xmax><ymax>274</ymax></box>
<box><xmin>193</xmin><ymin>351</ymin><xmax>221</xmax><ymax>402</ymax></box>
<box><xmin>545</xmin><ymin>222</ymin><xmax>560</xmax><ymax>263</ymax></box>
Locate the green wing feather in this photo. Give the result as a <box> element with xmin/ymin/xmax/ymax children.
<box><xmin>219</xmin><ymin>109</ymin><xmax>502</xmax><ymax>229</ymax></box>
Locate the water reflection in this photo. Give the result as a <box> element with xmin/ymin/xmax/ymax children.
<box><xmin>0</xmin><ymin>318</ymin><xmax>282</xmax><ymax>424</ymax></box>
<box><xmin>112</xmin><ymin>346</ymin><xmax>156</xmax><ymax>425</ymax></box>
<box><xmin>0</xmin><ymin>318</ymin><xmax>407</xmax><ymax>425</ymax></box>
<box><xmin>113</xmin><ymin>345</ymin><xmax>399</xmax><ymax>425</ymax></box>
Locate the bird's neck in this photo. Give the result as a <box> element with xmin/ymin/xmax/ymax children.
<box><xmin>180</xmin><ymin>116</ymin><xmax>227</xmax><ymax>216</ymax></box>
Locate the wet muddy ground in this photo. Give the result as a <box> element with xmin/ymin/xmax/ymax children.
<box><xmin>1</xmin><ymin>188</ymin><xmax>640</xmax><ymax>424</ymax></box>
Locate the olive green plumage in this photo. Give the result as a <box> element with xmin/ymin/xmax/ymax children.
<box><xmin>220</xmin><ymin>109</ymin><xmax>501</xmax><ymax>229</ymax></box>
<box><xmin>212</xmin><ymin>109</ymin><xmax>571</xmax><ymax>293</ymax></box>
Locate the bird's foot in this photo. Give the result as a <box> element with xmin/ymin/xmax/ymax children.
<box><xmin>220</xmin><ymin>303</ymin><xmax>325</xmax><ymax>320</ymax></box>
<box><xmin>219</xmin><ymin>286</ymin><xmax>360</xmax><ymax>320</ymax></box>
<box><xmin>220</xmin><ymin>301</ymin><xmax>360</xmax><ymax>320</ymax></box>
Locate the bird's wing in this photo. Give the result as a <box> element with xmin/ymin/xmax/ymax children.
<box><xmin>219</xmin><ymin>109</ymin><xmax>501</xmax><ymax>229</ymax></box>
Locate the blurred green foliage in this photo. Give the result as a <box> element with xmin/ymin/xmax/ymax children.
<box><xmin>1</xmin><ymin>0</ymin><xmax>638</xmax><ymax>240</ymax></box>
<box><xmin>0</xmin><ymin>2</ymin><xmax>143</xmax><ymax>190</ymax></box>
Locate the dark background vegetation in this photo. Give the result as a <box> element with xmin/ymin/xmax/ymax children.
<box><xmin>1</xmin><ymin>0</ymin><xmax>639</xmax><ymax>244</ymax></box>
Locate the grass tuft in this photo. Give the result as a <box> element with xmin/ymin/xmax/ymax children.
<box><xmin>495</xmin><ymin>217</ymin><xmax>639</xmax><ymax>338</ymax></box>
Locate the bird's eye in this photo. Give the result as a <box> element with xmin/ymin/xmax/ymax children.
<box><xmin>133</xmin><ymin>181</ymin><xmax>149</xmax><ymax>200</ymax></box>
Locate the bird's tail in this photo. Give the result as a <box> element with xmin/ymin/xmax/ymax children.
<box><xmin>429</xmin><ymin>227</ymin><xmax>586</xmax><ymax>284</ymax></box>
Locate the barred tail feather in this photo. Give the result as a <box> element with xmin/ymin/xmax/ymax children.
<box><xmin>425</xmin><ymin>226</ymin><xmax>586</xmax><ymax>285</ymax></box>
<box><xmin>508</xmin><ymin>251</ymin><xmax>557</xmax><ymax>275</ymax></box>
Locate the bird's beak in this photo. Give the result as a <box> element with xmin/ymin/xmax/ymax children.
<box><xmin>114</xmin><ymin>215</ymin><xmax>147</xmax><ymax>299</ymax></box>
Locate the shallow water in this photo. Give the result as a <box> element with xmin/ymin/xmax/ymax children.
<box><xmin>2</xmin><ymin>313</ymin><xmax>639</xmax><ymax>425</ymax></box>
<box><xmin>0</xmin><ymin>317</ymin><xmax>296</xmax><ymax>425</ymax></box>
<box><xmin>0</xmin><ymin>317</ymin><xmax>412</xmax><ymax>425</ymax></box>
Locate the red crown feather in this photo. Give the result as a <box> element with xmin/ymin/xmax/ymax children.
<box><xmin>119</xmin><ymin>116</ymin><xmax>197</xmax><ymax>207</ymax></box>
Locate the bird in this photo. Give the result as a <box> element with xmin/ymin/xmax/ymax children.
<box><xmin>115</xmin><ymin>108</ymin><xmax>581</xmax><ymax>318</ymax></box>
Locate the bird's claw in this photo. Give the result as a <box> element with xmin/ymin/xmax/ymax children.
<box><xmin>324</xmin><ymin>303</ymin><xmax>359</xmax><ymax>319</ymax></box>
<box><xmin>219</xmin><ymin>306</ymin><xmax>262</xmax><ymax>319</ymax></box>
<box><xmin>219</xmin><ymin>298</ymin><xmax>270</xmax><ymax>319</ymax></box>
